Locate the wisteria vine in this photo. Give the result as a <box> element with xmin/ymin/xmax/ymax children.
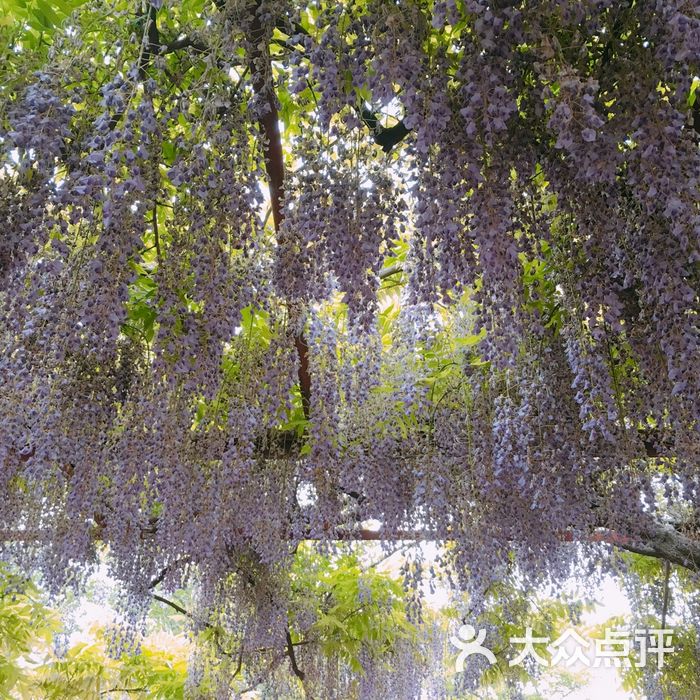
<box><xmin>1</xmin><ymin>0</ymin><xmax>699</xmax><ymax>695</ymax></box>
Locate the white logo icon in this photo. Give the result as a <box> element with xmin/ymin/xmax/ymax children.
<box><xmin>450</xmin><ymin>624</ymin><xmax>497</xmax><ymax>671</ymax></box>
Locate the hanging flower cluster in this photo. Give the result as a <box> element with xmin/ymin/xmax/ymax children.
<box><xmin>1</xmin><ymin>0</ymin><xmax>698</xmax><ymax>693</ymax></box>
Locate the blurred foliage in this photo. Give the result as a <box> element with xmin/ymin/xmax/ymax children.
<box><xmin>603</xmin><ymin>553</ymin><xmax>700</xmax><ymax>700</ymax></box>
<box><xmin>2</xmin><ymin>551</ymin><xmax>700</xmax><ymax>698</ymax></box>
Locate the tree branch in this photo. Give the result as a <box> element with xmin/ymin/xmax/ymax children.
<box><xmin>661</xmin><ymin>559</ymin><xmax>671</xmax><ymax>629</ymax></box>
<box><xmin>360</xmin><ymin>107</ymin><xmax>411</xmax><ymax>153</ymax></box>
<box><xmin>148</xmin><ymin>557</ymin><xmax>190</xmax><ymax>589</ymax></box>
<box><xmin>562</xmin><ymin>525</ymin><xmax>700</xmax><ymax>571</ymax></box>
<box><xmin>152</xmin><ymin>593</ymin><xmax>193</xmax><ymax>618</ymax></box>
<box><xmin>4</xmin><ymin>522</ymin><xmax>699</xmax><ymax>573</ymax></box>
<box><xmin>285</xmin><ymin>628</ymin><xmax>305</xmax><ymax>681</ymax></box>
<box><xmin>138</xmin><ymin>3</ymin><xmax>161</xmax><ymax>76</ymax></box>
<box><xmin>163</xmin><ymin>35</ymin><xmax>208</xmax><ymax>54</ymax></box>
<box><xmin>249</xmin><ymin>4</ymin><xmax>311</xmax><ymax>419</ymax></box>
<box><xmin>100</xmin><ymin>689</ymin><xmax>146</xmax><ymax>696</ymax></box>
